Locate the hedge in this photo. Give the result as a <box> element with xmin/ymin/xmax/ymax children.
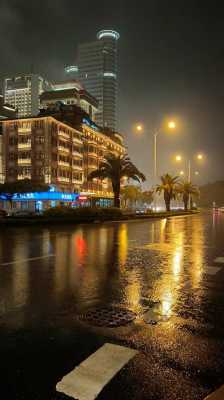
<box><xmin>43</xmin><ymin>206</ymin><xmax>123</xmax><ymax>220</ymax></box>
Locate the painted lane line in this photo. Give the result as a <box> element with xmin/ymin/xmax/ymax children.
<box><xmin>204</xmin><ymin>266</ymin><xmax>221</xmax><ymax>275</ymax></box>
<box><xmin>204</xmin><ymin>384</ymin><xmax>224</xmax><ymax>399</ymax></box>
<box><xmin>56</xmin><ymin>343</ymin><xmax>137</xmax><ymax>400</ymax></box>
<box><xmin>0</xmin><ymin>254</ymin><xmax>55</xmax><ymax>266</ymax></box>
<box><xmin>214</xmin><ymin>257</ymin><xmax>224</xmax><ymax>264</ymax></box>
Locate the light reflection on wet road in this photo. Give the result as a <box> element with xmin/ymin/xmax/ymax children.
<box><xmin>1</xmin><ymin>211</ymin><xmax>224</xmax><ymax>399</ymax></box>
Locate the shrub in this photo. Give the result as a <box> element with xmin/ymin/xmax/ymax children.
<box><xmin>43</xmin><ymin>206</ymin><xmax>123</xmax><ymax>221</ymax></box>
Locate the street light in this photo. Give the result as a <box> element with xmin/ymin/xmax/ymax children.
<box><xmin>175</xmin><ymin>152</ymin><xmax>205</xmax><ymax>208</ymax></box>
<box><xmin>179</xmin><ymin>170</ymin><xmax>184</xmax><ymax>176</ymax></box>
<box><xmin>136</xmin><ymin>124</ymin><xmax>143</xmax><ymax>132</ymax></box>
<box><xmin>175</xmin><ymin>153</ymin><xmax>204</xmax><ymax>182</ymax></box>
<box><xmin>168</xmin><ymin>121</ymin><xmax>176</xmax><ymax>129</ymax></box>
<box><xmin>135</xmin><ymin>121</ymin><xmax>177</xmax><ymax>184</ymax></box>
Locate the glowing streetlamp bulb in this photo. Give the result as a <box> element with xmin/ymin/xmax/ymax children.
<box><xmin>195</xmin><ymin>171</ymin><xmax>199</xmax><ymax>176</ymax></box>
<box><xmin>176</xmin><ymin>155</ymin><xmax>182</xmax><ymax>162</ymax></box>
<box><xmin>168</xmin><ymin>121</ymin><xmax>176</xmax><ymax>129</ymax></box>
<box><xmin>180</xmin><ymin>170</ymin><xmax>184</xmax><ymax>176</ymax></box>
<box><xmin>197</xmin><ymin>154</ymin><xmax>203</xmax><ymax>160</ymax></box>
<box><xmin>136</xmin><ymin>124</ymin><xmax>143</xmax><ymax>132</ymax></box>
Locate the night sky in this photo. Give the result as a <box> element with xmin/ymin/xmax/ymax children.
<box><xmin>1</xmin><ymin>0</ymin><xmax>224</xmax><ymax>186</ymax></box>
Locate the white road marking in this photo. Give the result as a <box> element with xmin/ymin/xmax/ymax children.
<box><xmin>204</xmin><ymin>266</ymin><xmax>221</xmax><ymax>275</ymax></box>
<box><xmin>214</xmin><ymin>257</ymin><xmax>224</xmax><ymax>264</ymax></box>
<box><xmin>204</xmin><ymin>384</ymin><xmax>224</xmax><ymax>399</ymax></box>
<box><xmin>0</xmin><ymin>254</ymin><xmax>55</xmax><ymax>266</ymax></box>
<box><xmin>56</xmin><ymin>343</ymin><xmax>137</xmax><ymax>400</ymax></box>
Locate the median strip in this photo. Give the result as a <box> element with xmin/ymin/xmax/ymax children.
<box><xmin>56</xmin><ymin>343</ymin><xmax>137</xmax><ymax>400</ymax></box>
<box><xmin>0</xmin><ymin>254</ymin><xmax>55</xmax><ymax>266</ymax></box>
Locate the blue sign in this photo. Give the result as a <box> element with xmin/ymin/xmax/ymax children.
<box><xmin>82</xmin><ymin>117</ymin><xmax>98</xmax><ymax>131</ymax></box>
<box><xmin>0</xmin><ymin>192</ymin><xmax>79</xmax><ymax>202</ymax></box>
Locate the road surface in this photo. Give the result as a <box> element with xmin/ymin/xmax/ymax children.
<box><xmin>0</xmin><ymin>210</ymin><xmax>224</xmax><ymax>399</ymax></box>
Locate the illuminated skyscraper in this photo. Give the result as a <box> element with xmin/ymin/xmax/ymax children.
<box><xmin>3</xmin><ymin>74</ymin><xmax>51</xmax><ymax>117</ymax></box>
<box><xmin>78</xmin><ymin>30</ymin><xmax>120</xmax><ymax>131</ymax></box>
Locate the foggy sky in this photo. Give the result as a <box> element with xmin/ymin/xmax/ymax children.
<box><xmin>1</xmin><ymin>0</ymin><xmax>224</xmax><ymax>185</ymax></box>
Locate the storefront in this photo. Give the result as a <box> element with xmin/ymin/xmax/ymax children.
<box><xmin>0</xmin><ymin>191</ymin><xmax>79</xmax><ymax>212</ymax></box>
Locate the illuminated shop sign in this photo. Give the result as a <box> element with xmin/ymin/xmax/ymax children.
<box><xmin>0</xmin><ymin>192</ymin><xmax>79</xmax><ymax>202</ymax></box>
<box><xmin>82</xmin><ymin>118</ymin><xmax>98</xmax><ymax>131</ymax></box>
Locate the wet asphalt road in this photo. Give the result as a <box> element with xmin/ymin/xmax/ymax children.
<box><xmin>1</xmin><ymin>211</ymin><xmax>224</xmax><ymax>399</ymax></box>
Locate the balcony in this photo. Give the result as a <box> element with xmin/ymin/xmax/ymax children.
<box><xmin>86</xmin><ymin>138</ymin><xmax>97</xmax><ymax>145</ymax></box>
<box><xmin>18</xmin><ymin>127</ymin><xmax>31</xmax><ymax>133</ymax></box>
<box><xmin>18</xmin><ymin>158</ymin><xmax>31</xmax><ymax>165</ymax></box>
<box><xmin>88</xmin><ymin>151</ymin><xmax>98</xmax><ymax>157</ymax></box>
<box><xmin>58</xmin><ymin>177</ymin><xmax>70</xmax><ymax>183</ymax></box>
<box><xmin>58</xmin><ymin>161</ymin><xmax>70</xmax><ymax>167</ymax></box>
<box><xmin>72</xmin><ymin>178</ymin><xmax>83</xmax><ymax>184</ymax></box>
<box><xmin>58</xmin><ymin>130</ymin><xmax>70</xmax><ymax>139</ymax></box>
<box><xmin>72</xmin><ymin>136</ymin><xmax>83</xmax><ymax>145</ymax></box>
<box><xmin>72</xmin><ymin>165</ymin><xmax>83</xmax><ymax>171</ymax></box>
<box><xmin>72</xmin><ymin>151</ymin><xmax>83</xmax><ymax>158</ymax></box>
<box><xmin>58</xmin><ymin>146</ymin><xmax>70</xmax><ymax>153</ymax></box>
<box><xmin>18</xmin><ymin>174</ymin><xmax>31</xmax><ymax>180</ymax></box>
<box><xmin>18</xmin><ymin>143</ymin><xmax>31</xmax><ymax>149</ymax></box>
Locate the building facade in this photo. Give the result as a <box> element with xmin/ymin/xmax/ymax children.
<box><xmin>0</xmin><ymin>95</ymin><xmax>17</xmax><ymax>183</ymax></box>
<box><xmin>3</xmin><ymin>74</ymin><xmax>51</xmax><ymax>118</ymax></box>
<box><xmin>0</xmin><ymin>95</ymin><xmax>17</xmax><ymax>120</ymax></box>
<box><xmin>1</xmin><ymin>114</ymin><xmax>125</xmax><ymax>202</ymax></box>
<box><xmin>78</xmin><ymin>30</ymin><xmax>120</xmax><ymax>131</ymax></box>
<box><xmin>40</xmin><ymin>80</ymin><xmax>98</xmax><ymax>122</ymax></box>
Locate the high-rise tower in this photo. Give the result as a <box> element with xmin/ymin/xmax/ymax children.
<box><xmin>78</xmin><ymin>30</ymin><xmax>120</xmax><ymax>131</ymax></box>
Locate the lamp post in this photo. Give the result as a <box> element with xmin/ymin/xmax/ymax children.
<box><xmin>175</xmin><ymin>153</ymin><xmax>204</xmax><ymax>209</ymax></box>
<box><xmin>136</xmin><ymin>121</ymin><xmax>176</xmax><ymax>210</ymax></box>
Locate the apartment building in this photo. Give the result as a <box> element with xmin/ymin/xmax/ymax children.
<box><xmin>3</xmin><ymin>74</ymin><xmax>51</xmax><ymax>117</ymax></box>
<box><xmin>1</xmin><ymin>111</ymin><xmax>125</xmax><ymax>203</ymax></box>
<box><xmin>40</xmin><ymin>80</ymin><xmax>98</xmax><ymax>122</ymax></box>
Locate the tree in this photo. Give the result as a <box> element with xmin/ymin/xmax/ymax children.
<box><xmin>121</xmin><ymin>185</ymin><xmax>142</xmax><ymax>208</ymax></box>
<box><xmin>156</xmin><ymin>174</ymin><xmax>179</xmax><ymax>212</ymax></box>
<box><xmin>178</xmin><ymin>181</ymin><xmax>199</xmax><ymax>210</ymax></box>
<box><xmin>0</xmin><ymin>179</ymin><xmax>49</xmax><ymax>208</ymax></box>
<box><xmin>88</xmin><ymin>154</ymin><xmax>146</xmax><ymax>208</ymax></box>
<box><xmin>140</xmin><ymin>190</ymin><xmax>154</xmax><ymax>207</ymax></box>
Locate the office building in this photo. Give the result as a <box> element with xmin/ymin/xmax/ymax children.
<box><xmin>0</xmin><ymin>95</ymin><xmax>17</xmax><ymax>119</ymax></box>
<box><xmin>40</xmin><ymin>80</ymin><xmax>98</xmax><ymax>121</ymax></box>
<box><xmin>1</xmin><ymin>104</ymin><xmax>125</xmax><ymax>205</ymax></box>
<box><xmin>3</xmin><ymin>74</ymin><xmax>51</xmax><ymax>118</ymax></box>
<box><xmin>0</xmin><ymin>95</ymin><xmax>17</xmax><ymax>183</ymax></box>
<box><xmin>78</xmin><ymin>29</ymin><xmax>120</xmax><ymax>131</ymax></box>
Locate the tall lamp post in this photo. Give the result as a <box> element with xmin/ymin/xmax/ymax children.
<box><xmin>136</xmin><ymin>120</ymin><xmax>176</xmax><ymax>209</ymax></box>
<box><xmin>175</xmin><ymin>153</ymin><xmax>204</xmax><ymax>208</ymax></box>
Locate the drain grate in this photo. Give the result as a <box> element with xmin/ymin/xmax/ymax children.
<box><xmin>78</xmin><ymin>306</ymin><xmax>137</xmax><ymax>327</ymax></box>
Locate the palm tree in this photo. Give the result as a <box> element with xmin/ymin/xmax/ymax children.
<box><xmin>121</xmin><ymin>185</ymin><xmax>142</xmax><ymax>208</ymax></box>
<box><xmin>178</xmin><ymin>181</ymin><xmax>199</xmax><ymax>210</ymax></box>
<box><xmin>88</xmin><ymin>154</ymin><xmax>146</xmax><ymax>208</ymax></box>
<box><xmin>156</xmin><ymin>174</ymin><xmax>179</xmax><ymax>212</ymax></box>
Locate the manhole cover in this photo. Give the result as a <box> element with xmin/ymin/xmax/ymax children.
<box><xmin>78</xmin><ymin>306</ymin><xmax>137</xmax><ymax>327</ymax></box>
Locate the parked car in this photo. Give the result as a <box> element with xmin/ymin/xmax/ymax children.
<box><xmin>0</xmin><ymin>209</ymin><xmax>8</xmax><ymax>218</ymax></box>
<box><xmin>11</xmin><ymin>209</ymin><xmax>36</xmax><ymax>217</ymax></box>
